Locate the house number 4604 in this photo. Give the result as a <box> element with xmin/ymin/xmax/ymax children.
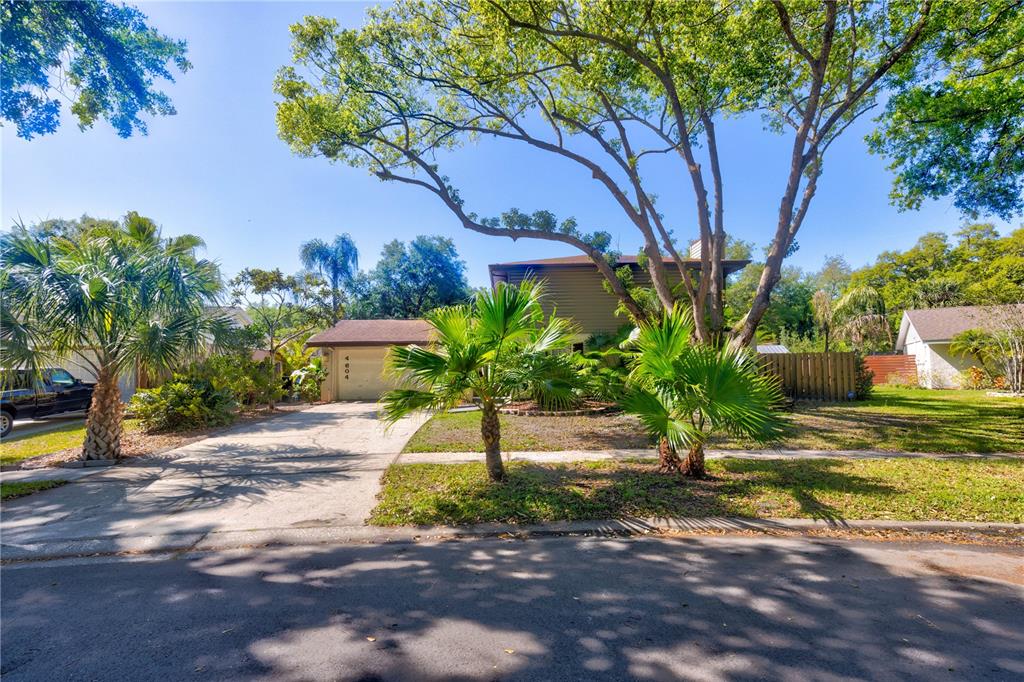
<box><xmin>344</xmin><ymin>355</ymin><xmax>350</xmax><ymax>380</ymax></box>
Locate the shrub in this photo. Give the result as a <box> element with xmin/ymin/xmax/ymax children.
<box><xmin>854</xmin><ymin>353</ymin><xmax>874</xmax><ymax>400</ymax></box>
<box><xmin>186</xmin><ymin>355</ymin><xmax>280</xmax><ymax>406</ymax></box>
<box><xmin>958</xmin><ymin>366</ymin><xmax>1007</xmax><ymax>390</ymax></box>
<box><xmin>884</xmin><ymin>373</ymin><xmax>920</xmax><ymax>389</ymax></box>
<box><xmin>290</xmin><ymin>356</ymin><xmax>328</xmax><ymax>402</ymax></box>
<box><xmin>129</xmin><ymin>378</ymin><xmax>236</xmax><ymax>432</ymax></box>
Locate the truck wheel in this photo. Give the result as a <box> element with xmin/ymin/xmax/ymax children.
<box><xmin>0</xmin><ymin>410</ymin><xmax>12</xmax><ymax>439</ymax></box>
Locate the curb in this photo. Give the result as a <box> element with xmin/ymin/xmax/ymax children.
<box><xmin>3</xmin><ymin>517</ymin><xmax>1021</xmax><ymax>564</ymax></box>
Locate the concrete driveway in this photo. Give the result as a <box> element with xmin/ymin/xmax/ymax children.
<box><xmin>0</xmin><ymin>403</ymin><xmax>427</xmax><ymax>559</ymax></box>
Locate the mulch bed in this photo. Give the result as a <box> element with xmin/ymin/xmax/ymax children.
<box><xmin>499</xmin><ymin>400</ymin><xmax>618</xmax><ymax>417</ymax></box>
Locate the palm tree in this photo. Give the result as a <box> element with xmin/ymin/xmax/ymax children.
<box><xmin>834</xmin><ymin>285</ymin><xmax>892</xmax><ymax>351</ymax></box>
<box><xmin>381</xmin><ymin>280</ymin><xmax>574</xmax><ymax>482</ymax></box>
<box><xmin>1</xmin><ymin>217</ymin><xmax>223</xmax><ymax>461</ymax></box>
<box><xmin>811</xmin><ymin>290</ymin><xmax>835</xmax><ymax>352</ymax></box>
<box><xmin>300</xmin><ymin>235</ymin><xmax>359</xmax><ymax>324</ymax></box>
<box><xmin>621</xmin><ymin>307</ymin><xmax>785</xmax><ymax>478</ymax></box>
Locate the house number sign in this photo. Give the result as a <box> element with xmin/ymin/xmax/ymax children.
<box><xmin>344</xmin><ymin>355</ymin><xmax>350</xmax><ymax>380</ymax></box>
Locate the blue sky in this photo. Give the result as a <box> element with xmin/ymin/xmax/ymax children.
<box><xmin>2</xmin><ymin>1</ymin><xmax>1014</xmax><ymax>288</ymax></box>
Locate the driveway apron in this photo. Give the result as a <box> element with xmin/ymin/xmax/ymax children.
<box><xmin>0</xmin><ymin>403</ymin><xmax>427</xmax><ymax>558</ymax></box>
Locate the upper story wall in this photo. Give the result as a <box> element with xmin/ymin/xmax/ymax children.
<box><xmin>498</xmin><ymin>264</ymin><xmax>660</xmax><ymax>337</ymax></box>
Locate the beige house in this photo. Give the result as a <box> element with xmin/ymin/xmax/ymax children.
<box><xmin>305</xmin><ymin>255</ymin><xmax>749</xmax><ymax>402</ymax></box>
<box><xmin>895</xmin><ymin>305</ymin><xmax>1024</xmax><ymax>388</ymax></box>
<box><xmin>306</xmin><ymin>319</ymin><xmax>433</xmax><ymax>401</ymax></box>
<box><xmin>488</xmin><ymin>254</ymin><xmax>749</xmax><ymax>338</ymax></box>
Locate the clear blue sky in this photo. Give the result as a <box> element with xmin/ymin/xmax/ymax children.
<box><xmin>2</xmin><ymin>1</ymin><xmax>1014</xmax><ymax>288</ymax></box>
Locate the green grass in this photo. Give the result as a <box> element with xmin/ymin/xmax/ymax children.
<box><xmin>403</xmin><ymin>387</ymin><xmax>1024</xmax><ymax>454</ymax></box>
<box><xmin>1</xmin><ymin>480</ymin><xmax>67</xmax><ymax>501</ymax></box>
<box><xmin>0</xmin><ymin>420</ymin><xmax>140</xmax><ymax>466</ymax></box>
<box><xmin>370</xmin><ymin>458</ymin><xmax>1024</xmax><ymax>526</ymax></box>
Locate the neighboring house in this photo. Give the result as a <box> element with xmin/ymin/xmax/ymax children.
<box><xmin>306</xmin><ymin>319</ymin><xmax>433</xmax><ymax>401</ymax></box>
<box><xmin>895</xmin><ymin>304</ymin><xmax>1024</xmax><ymax>388</ymax></box>
<box><xmin>757</xmin><ymin>344</ymin><xmax>790</xmax><ymax>354</ymax></box>
<box><xmin>63</xmin><ymin>306</ymin><xmax>254</xmax><ymax>401</ymax></box>
<box><xmin>488</xmin><ymin>255</ymin><xmax>749</xmax><ymax>339</ymax></box>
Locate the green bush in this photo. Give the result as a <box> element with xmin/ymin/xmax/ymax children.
<box><xmin>290</xmin><ymin>356</ymin><xmax>328</xmax><ymax>402</ymax></box>
<box><xmin>186</xmin><ymin>355</ymin><xmax>280</xmax><ymax>406</ymax></box>
<box><xmin>854</xmin><ymin>353</ymin><xmax>874</xmax><ymax>400</ymax></box>
<box><xmin>129</xmin><ymin>378</ymin><xmax>236</xmax><ymax>432</ymax></box>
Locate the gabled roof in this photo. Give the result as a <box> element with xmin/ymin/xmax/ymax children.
<box><xmin>306</xmin><ymin>319</ymin><xmax>433</xmax><ymax>347</ymax></box>
<box><xmin>489</xmin><ymin>254</ymin><xmax>750</xmax><ymax>274</ymax></box>
<box><xmin>895</xmin><ymin>304</ymin><xmax>1024</xmax><ymax>350</ymax></box>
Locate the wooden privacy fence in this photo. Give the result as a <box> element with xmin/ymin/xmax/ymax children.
<box><xmin>759</xmin><ymin>352</ymin><xmax>857</xmax><ymax>402</ymax></box>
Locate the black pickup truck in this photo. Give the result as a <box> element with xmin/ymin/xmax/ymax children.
<box><xmin>1</xmin><ymin>368</ymin><xmax>95</xmax><ymax>438</ymax></box>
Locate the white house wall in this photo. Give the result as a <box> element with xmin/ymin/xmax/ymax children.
<box><xmin>902</xmin><ymin>322</ymin><xmax>970</xmax><ymax>389</ymax></box>
<box><xmin>62</xmin><ymin>351</ymin><xmax>137</xmax><ymax>401</ymax></box>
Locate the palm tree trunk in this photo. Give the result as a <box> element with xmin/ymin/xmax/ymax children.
<box><xmin>680</xmin><ymin>443</ymin><xmax>706</xmax><ymax>478</ymax></box>
<box><xmin>658</xmin><ymin>437</ymin><xmax>683</xmax><ymax>474</ymax></box>
<box><xmin>82</xmin><ymin>365</ymin><xmax>124</xmax><ymax>461</ymax></box>
<box><xmin>480</xmin><ymin>401</ymin><xmax>505</xmax><ymax>482</ymax></box>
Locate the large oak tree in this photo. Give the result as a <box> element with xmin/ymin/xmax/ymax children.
<box><xmin>275</xmin><ymin>0</ymin><xmax>1006</xmax><ymax>345</ymax></box>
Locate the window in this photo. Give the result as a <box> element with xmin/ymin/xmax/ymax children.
<box><xmin>47</xmin><ymin>369</ymin><xmax>76</xmax><ymax>387</ymax></box>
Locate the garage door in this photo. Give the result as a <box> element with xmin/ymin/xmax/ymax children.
<box><xmin>330</xmin><ymin>346</ymin><xmax>393</xmax><ymax>401</ymax></box>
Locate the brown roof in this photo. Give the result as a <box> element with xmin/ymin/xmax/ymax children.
<box><xmin>490</xmin><ymin>255</ymin><xmax>749</xmax><ymax>274</ymax></box>
<box><xmin>306</xmin><ymin>319</ymin><xmax>433</xmax><ymax>347</ymax></box>
<box><xmin>902</xmin><ymin>304</ymin><xmax>1024</xmax><ymax>343</ymax></box>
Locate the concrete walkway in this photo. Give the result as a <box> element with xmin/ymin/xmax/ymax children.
<box><xmin>397</xmin><ymin>447</ymin><xmax>1022</xmax><ymax>464</ymax></box>
<box><xmin>0</xmin><ymin>403</ymin><xmax>427</xmax><ymax>560</ymax></box>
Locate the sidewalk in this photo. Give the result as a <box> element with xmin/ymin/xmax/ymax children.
<box><xmin>397</xmin><ymin>447</ymin><xmax>1022</xmax><ymax>465</ymax></box>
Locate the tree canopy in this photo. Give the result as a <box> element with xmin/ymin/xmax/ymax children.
<box><xmin>274</xmin><ymin>0</ymin><xmax>997</xmax><ymax>346</ymax></box>
<box><xmin>849</xmin><ymin>224</ymin><xmax>1024</xmax><ymax>329</ymax></box>
<box><xmin>868</xmin><ymin>4</ymin><xmax>1024</xmax><ymax>220</ymax></box>
<box><xmin>348</xmin><ymin>236</ymin><xmax>471</xmax><ymax>319</ymax></box>
<box><xmin>1</xmin><ymin>0</ymin><xmax>190</xmax><ymax>138</ymax></box>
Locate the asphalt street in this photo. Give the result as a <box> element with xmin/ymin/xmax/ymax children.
<box><xmin>2</xmin><ymin>535</ymin><xmax>1022</xmax><ymax>681</ymax></box>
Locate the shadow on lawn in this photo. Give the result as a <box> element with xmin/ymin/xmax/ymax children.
<box><xmin>3</xmin><ymin>535</ymin><xmax>1022</xmax><ymax>680</ymax></box>
<box><xmin>385</xmin><ymin>460</ymin><xmax>894</xmax><ymax>526</ymax></box>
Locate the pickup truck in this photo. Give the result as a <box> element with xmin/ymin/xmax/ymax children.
<box><xmin>1</xmin><ymin>368</ymin><xmax>95</xmax><ymax>438</ymax></box>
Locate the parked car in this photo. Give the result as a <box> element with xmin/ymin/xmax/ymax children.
<box><xmin>1</xmin><ymin>368</ymin><xmax>95</xmax><ymax>438</ymax></box>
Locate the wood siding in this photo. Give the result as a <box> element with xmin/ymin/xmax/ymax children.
<box><xmin>502</xmin><ymin>265</ymin><xmax>678</xmax><ymax>336</ymax></box>
<box><xmin>760</xmin><ymin>352</ymin><xmax>857</xmax><ymax>402</ymax></box>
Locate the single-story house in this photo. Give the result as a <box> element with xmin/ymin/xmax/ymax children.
<box><xmin>895</xmin><ymin>304</ymin><xmax>1024</xmax><ymax>388</ymax></box>
<box><xmin>306</xmin><ymin>319</ymin><xmax>433</xmax><ymax>401</ymax></box>
<box><xmin>488</xmin><ymin>254</ymin><xmax>749</xmax><ymax>339</ymax></box>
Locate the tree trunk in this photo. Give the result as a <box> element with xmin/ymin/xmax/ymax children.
<box><xmin>657</xmin><ymin>437</ymin><xmax>683</xmax><ymax>474</ymax></box>
<box><xmin>82</xmin><ymin>366</ymin><xmax>124</xmax><ymax>461</ymax></box>
<box><xmin>480</xmin><ymin>401</ymin><xmax>505</xmax><ymax>482</ymax></box>
<box><xmin>681</xmin><ymin>443</ymin><xmax>706</xmax><ymax>478</ymax></box>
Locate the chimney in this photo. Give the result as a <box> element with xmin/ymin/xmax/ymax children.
<box><xmin>688</xmin><ymin>240</ymin><xmax>702</xmax><ymax>259</ymax></box>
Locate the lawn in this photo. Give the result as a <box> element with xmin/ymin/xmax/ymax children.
<box><xmin>0</xmin><ymin>480</ymin><xmax>67</xmax><ymax>501</ymax></box>
<box><xmin>403</xmin><ymin>387</ymin><xmax>1024</xmax><ymax>454</ymax></box>
<box><xmin>0</xmin><ymin>421</ymin><xmax>145</xmax><ymax>467</ymax></box>
<box><xmin>370</xmin><ymin>458</ymin><xmax>1024</xmax><ymax>526</ymax></box>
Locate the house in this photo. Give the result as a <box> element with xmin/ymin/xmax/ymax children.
<box><xmin>305</xmin><ymin>319</ymin><xmax>433</xmax><ymax>401</ymax></box>
<box><xmin>488</xmin><ymin>255</ymin><xmax>749</xmax><ymax>339</ymax></box>
<box><xmin>895</xmin><ymin>304</ymin><xmax>1024</xmax><ymax>388</ymax></box>
<box><xmin>305</xmin><ymin>255</ymin><xmax>749</xmax><ymax>402</ymax></box>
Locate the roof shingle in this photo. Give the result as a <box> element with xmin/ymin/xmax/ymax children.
<box><xmin>306</xmin><ymin>319</ymin><xmax>433</xmax><ymax>347</ymax></box>
<box><xmin>903</xmin><ymin>304</ymin><xmax>1024</xmax><ymax>342</ymax></box>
